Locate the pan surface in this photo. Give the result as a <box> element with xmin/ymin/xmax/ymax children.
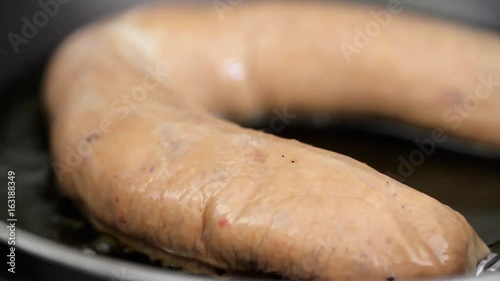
<box><xmin>0</xmin><ymin>1</ymin><xmax>499</xmax><ymax>280</ymax></box>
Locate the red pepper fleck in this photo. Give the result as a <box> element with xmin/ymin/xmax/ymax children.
<box><xmin>119</xmin><ymin>214</ymin><xmax>127</xmax><ymax>225</ymax></box>
<box><xmin>218</xmin><ymin>218</ymin><xmax>229</xmax><ymax>228</ymax></box>
<box><xmin>386</xmin><ymin>237</ymin><xmax>393</xmax><ymax>244</ymax></box>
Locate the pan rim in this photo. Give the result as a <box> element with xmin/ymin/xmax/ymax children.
<box><xmin>0</xmin><ymin>220</ymin><xmax>209</xmax><ymax>281</ymax></box>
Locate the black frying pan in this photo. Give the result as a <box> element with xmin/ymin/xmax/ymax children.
<box><xmin>1</xmin><ymin>1</ymin><xmax>499</xmax><ymax>281</ymax></box>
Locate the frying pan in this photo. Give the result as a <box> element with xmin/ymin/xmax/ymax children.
<box><xmin>0</xmin><ymin>1</ymin><xmax>499</xmax><ymax>280</ymax></box>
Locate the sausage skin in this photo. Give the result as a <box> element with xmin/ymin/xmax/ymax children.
<box><xmin>44</xmin><ymin>2</ymin><xmax>494</xmax><ymax>280</ymax></box>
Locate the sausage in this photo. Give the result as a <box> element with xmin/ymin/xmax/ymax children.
<box><xmin>43</xmin><ymin>2</ymin><xmax>495</xmax><ymax>280</ymax></box>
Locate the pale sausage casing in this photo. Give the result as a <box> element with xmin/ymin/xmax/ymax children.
<box><xmin>44</xmin><ymin>2</ymin><xmax>495</xmax><ymax>281</ymax></box>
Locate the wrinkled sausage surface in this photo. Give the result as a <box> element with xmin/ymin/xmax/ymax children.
<box><xmin>44</xmin><ymin>2</ymin><xmax>495</xmax><ymax>280</ymax></box>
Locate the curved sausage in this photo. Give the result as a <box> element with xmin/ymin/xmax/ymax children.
<box><xmin>44</xmin><ymin>2</ymin><xmax>495</xmax><ymax>280</ymax></box>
